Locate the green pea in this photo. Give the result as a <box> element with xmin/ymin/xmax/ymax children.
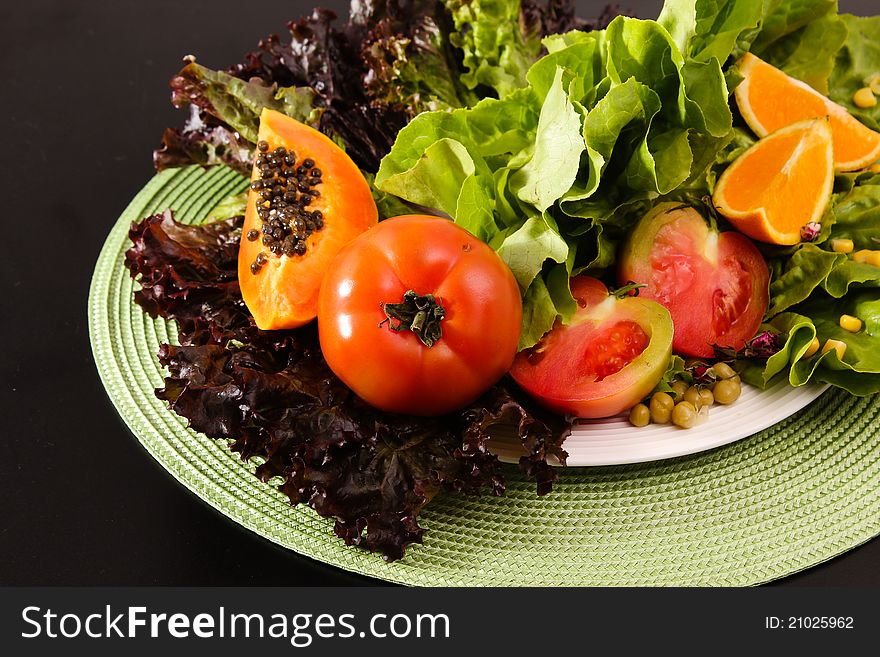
<box><xmin>672</xmin><ymin>401</ymin><xmax>698</xmax><ymax>429</ymax></box>
<box><xmin>650</xmin><ymin>392</ymin><xmax>674</xmax><ymax>424</ymax></box>
<box><xmin>713</xmin><ymin>378</ymin><xmax>741</xmax><ymax>405</ymax></box>
<box><xmin>670</xmin><ymin>380</ymin><xmax>688</xmax><ymax>401</ymax></box>
<box><xmin>629</xmin><ymin>403</ymin><xmax>651</xmax><ymax>427</ymax></box>
<box><xmin>683</xmin><ymin>385</ymin><xmax>703</xmax><ymax>408</ymax></box>
<box><xmin>711</xmin><ymin>362</ymin><xmax>737</xmax><ymax>380</ymax></box>
<box><xmin>699</xmin><ymin>388</ymin><xmax>715</xmax><ymax>407</ymax></box>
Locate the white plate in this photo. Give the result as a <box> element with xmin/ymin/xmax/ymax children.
<box><xmin>489</xmin><ymin>379</ymin><xmax>830</xmax><ymax>466</ymax></box>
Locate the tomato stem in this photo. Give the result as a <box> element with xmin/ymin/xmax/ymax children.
<box><xmin>610</xmin><ymin>281</ymin><xmax>647</xmax><ymax>298</ymax></box>
<box><xmin>672</xmin><ymin>196</ymin><xmax>721</xmax><ymax>232</ymax></box>
<box><xmin>379</xmin><ymin>290</ymin><xmax>446</xmax><ymax>348</ymax></box>
<box><xmin>701</xmin><ymin>195</ymin><xmax>721</xmax><ymax>232</ymax></box>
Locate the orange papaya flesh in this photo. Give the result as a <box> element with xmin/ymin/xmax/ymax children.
<box><xmin>238</xmin><ymin>108</ymin><xmax>378</xmax><ymax>330</ymax></box>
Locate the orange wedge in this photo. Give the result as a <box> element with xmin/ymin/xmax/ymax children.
<box><xmin>713</xmin><ymin>118</ymin><xmax>834</xmax><ymax>245</ymax></box>
<box><xmin>735</xmin><ymin>53</ymin><xmax>880</xmax><ymax>172</ymax></box>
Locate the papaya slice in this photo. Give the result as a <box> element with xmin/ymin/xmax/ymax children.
<box><xmin>238</xmin><ymin>108</ymin><xmax>377</xmax><ymax>329</ymax></box>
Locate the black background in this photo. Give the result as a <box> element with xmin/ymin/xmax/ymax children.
<box><xmin>1</xmin><ymin>0</ymin><xmax>877</xmax><ymax>586</ymax></box>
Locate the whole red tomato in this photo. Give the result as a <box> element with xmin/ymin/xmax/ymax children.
<box><xmin>317</xmin><ymin>215</ymin><xmax>522</xmax><ymax>416</ymax></box>
<box><xmin>618</xmin><ymin>202</ymin><xmax>770</xmax><ymax>358</ymax></box>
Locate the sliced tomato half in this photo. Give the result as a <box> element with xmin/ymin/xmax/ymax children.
<box><xmin>618</xmin><ymin>203</ymin><xmax>770</xmax><ymax>358</ymax></box>
<box><xmin>509</xmin><ymin>276</ymin><xmax>673</xmax><ymax>418</ymax></box>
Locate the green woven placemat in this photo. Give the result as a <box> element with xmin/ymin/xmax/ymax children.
<box><xmin>89</xmin><ymin>165</ymin><xmax>880</xmax><ymax>586</ymax></box>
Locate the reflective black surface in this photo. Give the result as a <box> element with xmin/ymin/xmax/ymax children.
<box><xmin>0</xmin><ymin>0</ymin><xmax>876</xmax><ymax>586</ymax></box>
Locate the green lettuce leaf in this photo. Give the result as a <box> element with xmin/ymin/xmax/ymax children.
<box><xmin>518</xmin><ymin>263</ymin><xmax>577</xmax><ymax>351</ymax></box>
<box><xmin>454</xmin><ymin>174</ymin><xmax>498</xmax><ymax>241</ymax></box>
<box><xmin>376</xmin><ymin>138</ymin><xmax>477</xmax><ymax>215</ymax></box>
<box><xmin>561</xmin><ymin>78</ymin><xmax>661</xmax><ymax>209</ymax></box>
<box><xmin>794</xmin><ymin>290</ymin><xmax>880</xmax><ymax>394</ymax></box>
<box><xmin>658</xmin><ymin>0</ymin><xmax>763</xmax><ymax>64</ymax></box>
<box><xmin>822</xmin><ymin>181</ymin><xmax>880</xmax><ymax>295</ymax></box>
<box><xmin>542</xmin><ymin>28</ymin><xmax>602</xmax><ymax>54</ymax></box>
<box><xmin>496</xmin><ymin>214</ymin><xmax>570</xmax><ymax>289</ymax></box>
<box><xmin>766</xmin><ymin>245</ymin><xmax>846</xmax><ymax>316</ymax></box>
<box><xmin>526</xmin><ymin>38</ymin><xmax>603</xmax><ymax>104</ymax></box>
<box><xmin>738</xmin><ymin>312</ymin><xmax>818</xmax><ymax>387</ymax></box>
<box><xmin>510</xmin><ymin>67</ymin><xmax>585</xmax><ymax>212</ymax></box>
<box><xmin>205</xmin><ymin>191</ymin><xmax>248</xmax><ymax>222</ymax></box>
<box><xmin>824</xmin><ymin>260</ymin><xmax>880</xmax><ymax>297</ymax></box>
<box><xmin>828</xmin><ymin>14</ymin><xmax>880</xmax><ymax>130</ymax></box>
<box><xmin>362</xmin><ymin>172</ymin><xmax>416</xmax><ymax>220</ymax></box>
<box><xmin>519</xmin><ymin>275</ymin><xmax>559</xmax><ymax>352</ymax></box>
<box><xmin>742</xmin><ymin>0</ymin><xmax>844</xmax><ymax>93</ymax></box>
<box><xmin>445</xmin><ymin>0</ymin><xmax>540</xmax><ymax>97</ymax></box>
<box><xmin>651</xmin><ymin>354</ymin><xmax>689</xmax><ymax>394</ymax></box>
<box><xmin>756</xmin><ymin>13</ymin><xmax>847</xmax><ymax>93</ymax></box>
<box><xmin>747</xmin><ymin>0</ymin><xmax>838</xmax><ymax>53</ymax></box>
<box><xmin>604</xmin><ymin>16</ymin><xmax>732</xmax><ymax>186</ymax></box>
<box><xmin>681</xmin><ymin>59</ymin><xmax>735</xmax><ymax>138</ymax></box>
<box><xmin>740</xmin><ymin>300</ymin><xmax>880</xmax><ymax>396</ymax></box>
<box><xmin>604</xmin><ymin>16</ymin><xmax>685</xmax><ymax>114</ymax></box>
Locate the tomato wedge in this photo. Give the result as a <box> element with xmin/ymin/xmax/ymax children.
<box><xmin>618</xmin><ymin>203</ymin><xmax>770</xmax><ymax>358</ymax></box>
<box><xmin>509</xmin><ymin>276</ymin><xmax>673</xmax><ymax>418</ymax></box>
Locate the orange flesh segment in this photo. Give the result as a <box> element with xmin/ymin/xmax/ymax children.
<box><xmin>713</xmin><ymin>119</ymin><xmax>833</xmax><ymax>245</ymax></box>
<box><xmin>736</xmin><ymin>53</ymin><xmax>880</xmax><ymax>171</ymax></box>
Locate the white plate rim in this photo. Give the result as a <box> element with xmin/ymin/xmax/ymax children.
<box><xmin>489</xmin><ymin>379</ymin><xmax>831</xmax><ymax>466</ymax></box>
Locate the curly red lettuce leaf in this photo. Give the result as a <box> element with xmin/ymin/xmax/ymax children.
<box><xmin>126</xmin><ymin>211</ymin><xmax>569</xmax><ymax>560</ymax></box>
<box><xmin>356</xmin><ymin>0</ymin><xmax>623</xmax><ymax>115</ymax></box>
<box><xmin>155</xmin><ymin>1</ymin><xmax>629</xmax><ymax>175</ymax></box>
<box><xmin>154</xmin><ymin>108</ymin><xmax>255</xmax><ymax>175</ymax></box>
<box><xmin>359</xmin><ymin>0</ymin><xmax>479</xmax><ymax>114</ymax></box>
<box><xmin>162</xmin><ymin>6</ymin><xmax>409</xmax><ymax>173</ymax></box>
<box><xmin>168</xmin><ymin>60</ymin><xmax>315</xmax><ymax>144</ymax></box>
<box><xmin>155</xmin><ymin>58</ymin><xmax>321</xmax><ymax>173</ymax></box>
<box><xmin>519</xmin><ymin>0</ymin><xmax>631</xmax><ymax>40</ymax></box>
<box><xmin>124</xmin><ymin>210</ymin><xmax>254</xmax><ymax>345</ymax></box>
